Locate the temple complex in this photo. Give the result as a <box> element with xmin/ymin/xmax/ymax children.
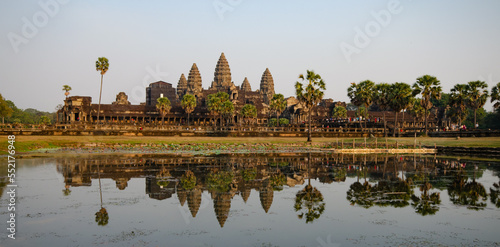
<box><xmin>58</xmin><ymin>52</ymin><xmax>283</xmax><ymax>126</ymax></box>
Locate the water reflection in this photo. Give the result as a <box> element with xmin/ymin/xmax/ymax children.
<box><xmin>55</xmin><ymin>153</ymin><xmax>500</xmax><ymax>227</ymax></box>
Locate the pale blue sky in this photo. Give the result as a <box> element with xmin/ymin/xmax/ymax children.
<box><xmin>1</xmin><ymin>0</ymin><xmax>499</xmax><ymax>112</ymax></box>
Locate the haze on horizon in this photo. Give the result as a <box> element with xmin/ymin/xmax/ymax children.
<box><xmin>0</xmin><ymin>0</ymin><xmax>499</xmax><ymax>112</ymax></box>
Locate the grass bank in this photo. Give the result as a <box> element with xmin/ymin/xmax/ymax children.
<box><xmin>1</xmin><ymin>135</ymin><xmax>500</xmax><ymax>155</ymax></box>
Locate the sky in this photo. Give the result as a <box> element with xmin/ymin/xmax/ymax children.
<box><xmin>1</xmin><ymin>0</ymin><xmax>499</xmax><ymax>112</ymax></box>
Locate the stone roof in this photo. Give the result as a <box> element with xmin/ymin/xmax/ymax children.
<box><xmin>259</xmin><ymin>68</ymin><xmax>275</xmax><ymax>104</ymax></box>
<box><xmin>241</xmin><ymin>77</ymin><xmax>252</xmax><ymax>92</ymax></box>
<box><xmin>211</xmin><ymin>52</ymin><xmax>234</xmax><ymax>90</ymax></box>
<box><xmin>187</xmin><ymin>63</ymin><xmax>202</xmax><ymax>94</ymax></box>
<box><xmin>177</xmin><ymin>74</ymin><xmax>187</xmax><ymax>98</ymax></box>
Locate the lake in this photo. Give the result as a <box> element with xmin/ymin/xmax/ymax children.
<box><xmin>1</xmin><ymin>153</ymin><xmax>499</xmax><ymax>247</ymax></box>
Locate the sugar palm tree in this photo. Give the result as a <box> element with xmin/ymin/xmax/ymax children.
<box><xmin>332</xmin><ymin>106</ymin><xmax>347</xmax><ymax>119</ymax></box>
<box><xmin>412</xmin><ymin>75</ymin><xmax>442</xmax><ymax>134</ymax></box>
<box><xmin>156</xmin><ymin>97</ymin><xmax>171</xmax><ymax>126</ymax></box>
<box><xmin>466</xmin><ymin>80</ymin><xmax>488</xmax><ymax>128</ymax></box>
<box><xmin>207</xmin><ymin>92</ymin><xmax>229</xmax><ymax>127</ymax></box>
<box><xmin>181</xmin><ymin>94</ymin><xmax>196</xmax><ymax>126</ymax></box>
<box><xmin>95</xmin><ymin>57</ymin><xmax>109</xmax><ymax>125</ymax></box>
<box><xmin>491</xmin><ymin>82</ymin><xmax>500</xmax><ymax>109</ymax></box>
<box><xmin>270</xmin><ymin>93</ymin><xmax>287</xmax><ymax>127</ymax></box>
<box><xmin>295</xmin><ymin>70</ymin><xmax>326</xmax><ymax>142</ymax></box>
<box><xmin>347</xmin><ymin>80</ymin><xmax>375</xmax><ymax>130</ymax></box>
<box><xmin>220</xmin><ymin>100</ymin><xmax>234</xmax><ymax>127</ymax></box>
<box><xmin>373</xmin><ymin>83</ymin><xmax>392</xmax><ymax>136</ymax></box>
<box><xmin>62</xmin><ymin>85</ymin><xmax>72</xmax><ymax>98</ymax></box>
<box><xmin>449</xmin><ymin>84</ymin><xmax>469</xmax><ymax>127</ymax></box>
<box><xmin>389</xmin><ymin>82</ymin><xmax>413</xmax><ymax>136</ymax></box>
<box><xmin>241</xmin><ymin>104</ymin><xmax>257</xmax><ymax>125</ymax></box>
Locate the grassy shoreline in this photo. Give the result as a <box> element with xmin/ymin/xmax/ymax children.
<box><xmin>1</xmin><ymin>135</ymin><xmax>500</xmax><ymax>155</ymax></box>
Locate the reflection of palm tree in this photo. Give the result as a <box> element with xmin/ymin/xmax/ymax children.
<box><xmin>490</xmin><ymin>180</ymin><xmax>500</xmax><ymax>208</ymax></box>
<box><xmin>95</xmin><ymin>161</ymin><xmax>109</xmax><ymax>226</ymax></box>
<box><xmin>294</xmin><ymin>153</ymin><xmax>325</xmax><ymax>223</ymax></box>
<box><xmin>411</xmin><ymin>181</ymin><xmax>441</xmax><ymax>216</ymax></box>
<box><xmin>63</xmin><ymin>184</ymin><xmax>71</xmax><ymax>196</ymax></box>
<box><xmin>346</xmin><ymin>181</ymin><xmax>374</xmax><ymax>208</ymax></box>
<box><xmin>448</xmin><ymin>170</ymin><xmax>487</xmax><ymax>210</ymax></box>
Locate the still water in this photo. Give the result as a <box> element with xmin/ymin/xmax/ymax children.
<box><xmin>1</xmin><ymin>153</ymin><xmax>500</xmax><ymax>247</ymax></box>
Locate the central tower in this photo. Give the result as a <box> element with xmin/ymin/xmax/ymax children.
<box><xmin>210</xmin><ymin>52</ymin><xmax>235</xmax><ymax>91</ymax></box>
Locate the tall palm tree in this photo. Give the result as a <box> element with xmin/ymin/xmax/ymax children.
<box><xmin>207</xmin><ymin>92</ymin><xmax>229</xmax><ymax>127</ymax></box>
<box><xmin>241</xmin><ymin>104</ymin><xmax>257</xmax><ymax>125</ymax></box>
<box><xmin>220</xmin><ymin>100</ymin><xmax>234</xmax><ymax>127</ymax></box>
<box><xmin>491</xmin><ymin>82</ymin><xmax>500</xmax><ymax>110</ymax></box>
<box><xmin>389</xmin><ymin>82</ymin><xmax>413</xmax><ymax>137</ymax></box>
<box><xmin>412</xmin><ymin>75</ymin><xmax>442</xmax><ymax>134</ymax></box>
<box><xmin>156</xmin><ymin>97</ymin><xmax>171</xmax><ymax>126</ymax></box>
<box><xmin>373</xmin><ymin>83</ymin><xmax>392</xmax><ymax>136</ymax></box>
<box><xmin>95</xmin><ymin>57</ymin><xmax>109</xmax><ymax>125</ymax></box>
<box><xmin>270</xmin><ymin>93</ymin><xmax>287</xmax><ymax>126</ymax></box>
<box><xmin>295</xmin><ymin>70</ymin><xmax>326</xmax><ymax>142</ymax></box>
<box><xmin>449</xmin><ymin>84</ymin><xmax>469</xmax><ymax>127</ymax></box>
<box><xmin>466</xmin><ymin>80</ymin><xmax>488</xmax><ymax>128</ymax></box>
<box><xmin>62</xmin><ymin>85</ymin><xmax>72</xmax><ymax>98</ymax></box>
<box><xmin>347</xmin><ymin>80</ymin><xmax>375</xmax><ymax>130</ymax></box>
<box><xmin>181</xmin><ymin>94</ymin><xmax>196</xmax><ymax>126</ymax></box>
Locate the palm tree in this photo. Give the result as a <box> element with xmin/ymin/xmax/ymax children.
<box><xmin>373</xmin><ymin>83</ymin><xmax>392</xmax><ymax>136</ymax></box>
<box><xmin>156</xmin><ymin>97</ymin><xmax>171</xmax><ymax>126</ymax></box>
<box><xmin>412</xmin><ymin>75</ymin><xmax>442</xmax><ymax>134</ymax></box>
<box><xmin>95</xmin><ymin>57</ymin><xmax>109</xmax><ymax>125</ymax></box>
<box><xmin>491</xmin><ymin>82</ymin><xmax>500</xmax><ymax>109</ymax></box>
<box><xmin>466</xmin><ymin>80</ymin><xmax>488</xmax><ymax>128</ymax></box>
<box><xmin>220</xmin><ymin>100</ymin><xmax>234</xmax><ymax>127</ymax></box>
<box><xmin>241</xmin><ymin>104</ymin><xmax>257</xmax><ymax>125</ymax></box>
<box><xmin>332</xmin><ymin>106</ymin><xmax>347</xmax><ymax>119</ymax></box>
<box><xmin>449</xmin><ymin>84</ymin><xmax>469</xmax><ymax>127</ymax></box>
<box><xmin>294</xmin><ymin>153</ymin><xmax>325</xmax><ymax>223</ymax></box>
<box><xmin>269</xmin><ymin>93</ymin><xmax>287</xmax><ymax>127</ymax></box>
<box><xmin>207</xmin><ymin>92</ymin><xmax>229</xmax><ymax>127</ymax></box>
<box><xmin>347</xmin><ymin>80</ymin><xmax>375</xmax><ymax>130</ymax></box>
<box><xmin>62</xmin><ymin>85</ymin><xmax>72</xmax><ymax>98</ymax></box>
<box><xmin>295</xmin><ymin>70</ymin><xmax>326</xmax><ymax>142</ymax></box>
<box><xmin>181</xmin><ymin>94</ymin><xmax>196</xmax><ymax>126</ymax></box>
<box><xmin>389</xmin><ymin>82</ymin><xmax>413</xmax><ymax>136</ymax></box>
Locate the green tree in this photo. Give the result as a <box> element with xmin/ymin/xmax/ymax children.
<box><xmin>412</xmin><ymin>75</ymin><xmax>442</xmax><ymax>134</ymax></box>
<box><xmin>295</xmin><ymin>70</ymin><xmax>326</xmax><ymax>142</ymax></box>
<box><xmin>269</xmin><ymin>93</ymin><xmax>287</xmax><ymax>126</ymax></box>
<box><xmin>347</xmin><ymin>80</ymin><xmax>375</xmax><ymax>130</ymax></box>
<box><xmin>449</xmin><ymin>84</ymin><xmax>469</xmax><ymax>126</ymax></box>
<box><xmin>332</xmin><ymin>106</ymin><xmax>347</xmax><ymax>119</ymax></box>
<box><xmin>220</xmin><ymin>100</ymin><xmax>234</xmax><ymax>127</ymax></box>
<box><xmin>0</xmin><ymin>94</ymin><xmax>13</xmax><ymax>124</ymax></box>
<box><xmin>389</xmin><ymin>82</ymin><xmax>413</xmax><ymax>136</ymax></box>
<box><xmin>466</xmin><ymin>80</ymin><xmax>488</xmax><ymax>128</ymax></box>
<box><xmin>95</xmin><ymin>57</ymin><xmax>109</xmax><ymax>125</ymax></box>
<box><xmin>181</xmin><ymin>94</ymin><xmax>196</xmax><ymax>126</ymax></box>
<box><xmin>241</xmin><ymin>104</ymin><xmax>257</xmax><ymax>125</ymax></box>
<box><xmin>491</xmin><ymin>82</ymin><xmax>500</xmax><ymax>109</ymax></box>
<box><xmin>39</xmin><ymin>115</ymin><xmax>51</xmax><ymax>125</ymax></box>
<box><xmin>156</xmin><ymin>97</ymin><xmax>171</xmax><ymax>125</ymax></box>
<box><xmin>207</xmin><ymin>92</ymin><xmax>230</xmax><ymax>127</ymax></box>
<box><xmin>62</xmin><ymin>85</ymin><xmax>72</xmax><ymax>98</ymax></box>
<box><xmin>373</xmin><ymin>83</ymin><xmax>392</xmax><ymax>136</ymax></box>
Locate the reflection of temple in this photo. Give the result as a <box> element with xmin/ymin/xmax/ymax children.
<box><xmin>56</xmin><ymin>153</ymin><xmax>445</xmax><ymax>227</ymax></box>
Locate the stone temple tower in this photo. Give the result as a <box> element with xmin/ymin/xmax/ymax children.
<box><xmin>259</xmin><ymin>68</ymin><xmax>275</xmax><ymax>104</ymax></box>
<box><xmin>187</xmin><ymin>63</ymin><xmax>203</xmax><ymax>98</ymax></box>
<box><xmin>210</xmin><ymin>52</ymin><xmax>235</xmax><ymax>91</ymax></box>
<box><xmin>241</xmin><ymin>77</ymin><xmax>251</xmax><ymax>92</ymax></box>
<box><xmin>176</xmin><ymin>73</ymin><xmax>187</xmax><ymax>99</ymax></box>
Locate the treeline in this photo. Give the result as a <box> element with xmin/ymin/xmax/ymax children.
<box><xmin>0</xmin><ymin>94</ymin><xmax>57</xmax><ymax>125</ymax></box>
